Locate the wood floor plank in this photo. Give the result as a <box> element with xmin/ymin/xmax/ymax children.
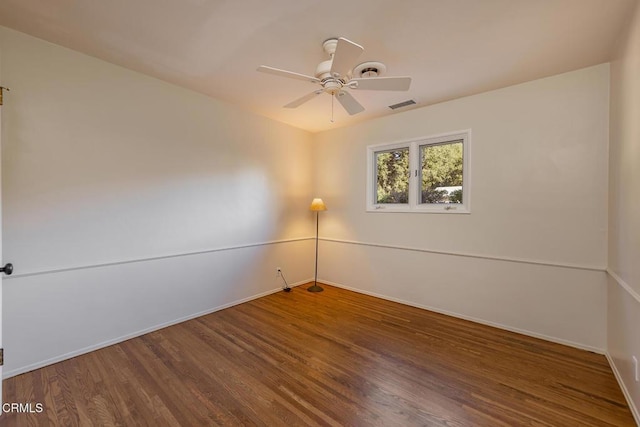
<box><xmin>1</xmin><ymin>284</ymin><xmax>636</xmax><ymax>426</ymax></box>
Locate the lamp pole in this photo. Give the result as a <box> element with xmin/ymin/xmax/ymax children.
<box><xmin>308</xmin><ymin>198</ymin><xmax>326</xmax><ymax>292</ymax></box>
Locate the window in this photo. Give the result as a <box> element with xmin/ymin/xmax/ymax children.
<box><xmin>375</xmin><ymin>147</ymin><xmax>409</xmax><ymax>204</ymax></box>
<box><xmin>367</xmin><ymin>130</ymin><xmax>470</xmax><ymax>213</ymax></box>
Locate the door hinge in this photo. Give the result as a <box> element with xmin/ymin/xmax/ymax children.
<box><xmin>0</xmin><ymin>348</ymin><xmax>4</xmax><ymax>366</ymax></box>
<box><xmin>0</xmin><ymin>86</ymin><xmax>9</xmax><ymax>106</ymax></box>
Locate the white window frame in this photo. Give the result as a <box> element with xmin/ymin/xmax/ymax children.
<box><xmin>366</xmin><ymin>130</ymin><xmax>471</xmax><ymax>214</ymax></box>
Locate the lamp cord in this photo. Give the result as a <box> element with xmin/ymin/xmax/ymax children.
<box><xmin>281</xmin><ymin>271</ymin><xmax>291</xmax><ymax>292</ymax></box>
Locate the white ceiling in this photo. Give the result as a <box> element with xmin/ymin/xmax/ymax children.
<box><xmin>0</xmin><ymin>0</ymin><xmax>635</xmax><ymax>132</ymax></box>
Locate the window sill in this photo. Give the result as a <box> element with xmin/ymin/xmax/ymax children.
<box><xmin>367</xmin><ymin>205</ymin><xmax>470</xmax><ymax>214</ymax></box>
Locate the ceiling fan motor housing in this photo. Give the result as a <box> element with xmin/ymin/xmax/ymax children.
<box><xmin>315</xmin><ymin>59</ymin><xmax>333</xmax><ymax>80</ymax></box>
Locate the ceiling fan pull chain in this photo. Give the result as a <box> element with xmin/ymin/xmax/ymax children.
<box><xmin>331</xmin><ymin>95</ymin><xmax>335</xmax><ymax>123</ymax></box>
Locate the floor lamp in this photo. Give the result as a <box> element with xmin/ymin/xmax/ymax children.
<box><xmin>308</xmin><ymin>198</ymin><xmax>326</xmax><ymax>292</ymax></box>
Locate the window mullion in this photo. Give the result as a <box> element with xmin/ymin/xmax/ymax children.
<box><xmin>408</xmin><ymin>142</ymin><xmax>420</xmax><ymax>208</ymax></box>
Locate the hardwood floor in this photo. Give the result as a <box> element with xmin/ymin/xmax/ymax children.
<box><xmin>2</xmin><ymin>284</ymin><xmax>636</xmax><ymax>426</ymax></box>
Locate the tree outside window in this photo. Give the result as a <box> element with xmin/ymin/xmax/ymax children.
<box><xmin>420</xmin><ymin>141</ymin><xmax>463</xmax><ymax>204</ymax></box>
<box><xmin>376</xmin><ymin>149</ymin><xmax>409</xmax><ymax>203</ymax></box>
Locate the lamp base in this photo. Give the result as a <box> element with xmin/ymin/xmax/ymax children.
<box><xmin>307</xmin><ymin>283</ymin><xmax>324</xmax><ymax>292</ymax></box>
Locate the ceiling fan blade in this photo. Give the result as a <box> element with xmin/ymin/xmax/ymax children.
<box><xmin>350</xmin><ymin>76</ymin><xmax>412</xmax><ymax>91</ymax></box>
<box><xmin>284</xmin><ymin>90</ymin><xmax>324</xmax><ymax>108</ymax></box>
<box><xmin>330</xmin><ymin>38</ymin><xmax>363</xmax><ymax>78</ymax></box>
<box><xmin>257</xmin><ymin>65</ymin><xmax>320</xmax><ymax>84</ymax></box>
<box><xmin>336</xmin><ymin>91</ymin><xmax>365</xmax><ymax>115</ymax></box>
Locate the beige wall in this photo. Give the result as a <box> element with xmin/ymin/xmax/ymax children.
<box><xmin>1</xmin><ymin>20</ymin><xmax>635</xmax><ymax>421</ymax></box>
<box><xmin>0</xmin><ymin>26</ymin><xmax>315</xmax><ymax>376</ymax></box>
<box><xmin>313</xmin><ymin>64</ymin><xmax>610</xmax><ymax>351</ymax></box>
<box><xmin>608</xmin><ymin>1</ymin><xmax>640</xmax><ymax>420</ymax></box>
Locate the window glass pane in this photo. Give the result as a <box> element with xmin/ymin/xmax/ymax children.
<box><xmin>420</xmin><ymin>141</ymin><xmax>463</xmax><ymax>204</ymax></box>
<box><xmin>376</xmin><ymin>148</ymin><xmax>409</xmax><ymax>204</ymax></box>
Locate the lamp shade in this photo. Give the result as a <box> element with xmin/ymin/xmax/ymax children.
<box><xmin>310</xmin><ymin>198</ymin><xmax>327</xmax><ymax>211</ymax></box>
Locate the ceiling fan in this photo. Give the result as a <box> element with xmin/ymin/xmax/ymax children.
<box><xmin>257</xmin><ymin>37</ymin><xmax>412</xmax><ymax>117</ymax></box>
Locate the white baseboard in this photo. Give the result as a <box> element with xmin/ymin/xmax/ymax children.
<box><xmin>321</xmin><ymin>279</ymin><xmax>605</xmax><ymax>354</ymax></box>
<box><xmin>605</xmin><ymin>352</ymin><xmax>640</xmax><ymax>425</ymax></box>
<box><xmin>3</xmin><ymin>278</ymin><xmax>312</xmax><ymax>379</ymax></box>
